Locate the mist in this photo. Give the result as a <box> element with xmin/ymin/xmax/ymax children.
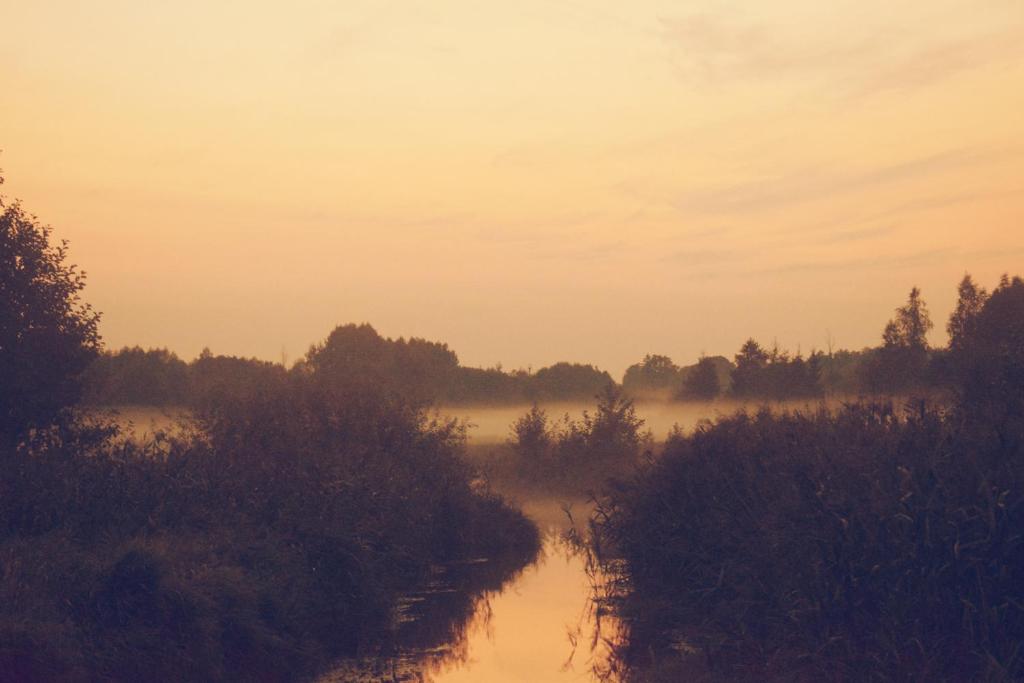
<box><xmin>4</xmin><ymin>2</ymin><xmax>1024</xmax><ymax>680</ymax></box>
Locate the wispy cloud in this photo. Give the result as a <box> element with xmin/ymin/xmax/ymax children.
<box><xmin>663</xmin><ymin>247</ymin><xmax>743</xmax><ymax>266</ymax></box>
<box><xmin>658</xmin><ymin>13</ymin><xmax>885</xmax><ymax>85</ymax></box>
<box><xmin>658</xmin><ymin>10</ymin><xmax>1024</xmax><ymax>98</ymax></box>
<box><xmin>818</xmin><ymin>224</ymin><xmax>896</xmax><ymax>245</ymax></box>
<box><xmin>672</xmin><ymin>147</ymin><xmax>1014</xmax><ymax>215</ymax></box>
<box><xmin>751</xmin><ymin>248</ymin><xmax>955</xmax><ymax>278</ymax></box>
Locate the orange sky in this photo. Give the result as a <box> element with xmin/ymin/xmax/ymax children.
<box><xmin>3</xmin><ymin>0</ymin><xmax>1022</xmax><ymax>375</ymax></box>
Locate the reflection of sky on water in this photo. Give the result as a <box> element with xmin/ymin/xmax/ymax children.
<box><xmin>320</xmin><ymin>500</ymin><xmax>622</xmax><ymax>683</ymax></box>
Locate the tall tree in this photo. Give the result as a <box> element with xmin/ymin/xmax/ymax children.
<box><xmin>866</xmin><ymin>287</ymin><xmax>933</xmax><ymax>394</ymax></box>
<box><xmin>731</xmin><ymin>338</ymin><xmax>769</xmax><ymax>398</ymax></box>
<box><xmin>947</xmin><ymin>274</ymin><xmax>988</xmax><ymax>351</ymax></box>
<box><xmin>895</xmin><ymin>286</ymin><xmax>933</xmax><ymax>350</ymax></box>
<box><xmin>0</xmin><ymin>175</ymin><xmax>101</xmax><ymax>444</ymax></box>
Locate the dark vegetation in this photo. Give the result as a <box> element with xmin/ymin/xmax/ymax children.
<box><xmin>586</xmin><ymin>274</ymin><xmax>1024</xmax><ymax>681</ymax></box>
<box><xmin>485</xmin><ymin>386</ymin><xmax>650</xmax><ymax>494</ymax></box>
<box><xmin>1</xmin><ymin>179</ymin><xmax>100</xmax><ymax>447</ymax></box>
<box><xmin>0</xmin><ymin>175</ymin><xmax>539</xmax><ymax>682</ymax></box>
<box><xmin>83</xmin><ymin>326</ymin><xmax>615</xmax><ymax>408</ymax></box>
<box><xmin>83</xmin><ymin>284</ymin><xmax>958</xmax><ymax>410</ymax></box>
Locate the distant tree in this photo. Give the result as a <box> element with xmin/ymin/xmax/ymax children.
<box><xmin>82</xmin><ymin>346</ymin><xmax>190</xmax><ymax>405</ymax></box>
<box><xmin>947</xmin><ymin>274</ymin><xmax>988</xmax><ymax>352</ymax></box>
<box><xmin>866</xmin><ymin>287</ymin><xmax>933</xmax><ymax>394</ymax></box>
<box><xmin>0</xmin><ymin>175</ymin><xmax>101</xmax><ymax>444</ymax></box>
<box><xmin>508</xmin><ymin>404</ymin><xmax>551</xmax><ymax>473</ymax></box>
<box><xmin>530</xmin><ymin>362</ymin><xmax>614</xmax><ymax>401</ymax></box>
<box><xmin>677</xmin><ymin>355</ymin><xmax>720</xmax><ymax>401</ymax></box>
<box><xmin>953</xmin><ymin>274</ymin><xmax>1024</xmax><ymax>420</ymax></box>
<box><xmin>448</xmin><ymin>365</ymin><xmax>525</xmax><ymax>404</ymax></box>
<box><xmin>895</xmin><ymin>286</ymin><xmax>933</xmax><ymax>350</ymax></box>
<box><xmin>304</xmin><ymin>323</ymin><xmax>458</xmax><ymax>402</ymax></box>
<box><xmin>622</xmin><ymin>354</ymin><xmax>681</xmax><ymax>396</ymax></box>
<box><xmin>731</xmin><ymin>339</ymin><xmax>769</xmax><ymax>398</ymax></box>
<box><xmin>581</xmin><ymin>384</ymin><xmax>646</xmax><ymax>463</ymax></box>
<box><xmin>190</xmin><ymin>351</ymin><xmax>287</xmax><ymax>411</ymax></box>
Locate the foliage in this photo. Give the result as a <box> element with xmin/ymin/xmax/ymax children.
<box><xmin>499</xmin><ymin>385</ymin><xmax>648</xmax><ymax>491</ymax></box>
<box><xmin>82</xmin><ymin>347</ymin><xmax>190</xmax><ymax>406</ymax></box>
<box><xmin>952</xmin><ymin>274</ymin><xmax>1024</xmax><ymax>425</ymax></box>
<box><xmin>0</xmin><ymin>178</ymin><xmax>101</xmax><ymax>443</ymax></box>
<box><xmin>947</xmin><ymin>274</ymin><xmax>989</xmax><ymax>352</ymax></box>
<box><xmin>0</xmin><ymin>342</ymin><xmax>539</xmax><ymax>682</ymax></box>
<box><xmin>865</xmin><ymin>287</ymin><xmax>934</xmax><ymax>394</ymax></box>
<box><xmin>676</xmin><ymin>355</ymin><xmax>721</xmax><ymax>400</ymax></box>
<box><xmin>591</xmin><ymin>401</ymin><xmax>1024</xmax><ymax>681</ymax></box>
<box><xmin>529</xmin><ymin>362</ymin><xmax>615</xmax><ymax>401</ymax></box>
<box><xmin>730</xmin><ymin>339</ymin><xmax>822</xmax><ymax>400</ymax></box>
<box><xmin>587</xmin><ymin>273</ymin><xmax>1024</xmax><ymax>681</ymax></box>
<box><xmin>622</xmin><ymin>354</ymin><xmax>682</xmax><ymax>397</ymax></box>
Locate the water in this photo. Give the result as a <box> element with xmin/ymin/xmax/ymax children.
<box><xmin>320</xmin><ymin>498</ymin><xmax>621</xmax><ymax>683</ymax></box>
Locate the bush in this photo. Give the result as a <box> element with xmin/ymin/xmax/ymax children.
<box><xmin>498</xmin><ymin>385</ymin><xmax>649</xmax><ymax>493</ymax></box>
<box><xmin>0</xmin><ymin>372</ymin><xmax>539</xmax><ymax>681</ymax></box>
<box><xmin>590</xmin><ymin>400</ymin><xmax>1024</xmax><ymax>681</ymax></box>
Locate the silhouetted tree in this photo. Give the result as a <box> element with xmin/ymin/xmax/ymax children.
<box><xmin>0</xmin><ymin>175</ymin><xmax>101</xmax><ymax>444</ymax></box>
<box><xmin>82</xmin><ymin>346</ymin><xmax>190</xmax><ymax>405</ymax></box>
<box><xmin>947</xmin><ymin>274</ymin><xmax>988</xmax><ymax>352</ymax></box>
<box><xmin>304</xmin><ymin>323</ymin><xmax>458</xmax><ymax>402</ymax></box>
<box><xmin>529</xmin><ymin>362</ymin><xmax>614</xmax><ymax>401</ymax></box>
<box><xmin>866</xmin><ymin>287</ymin><xmax>933</xmax><ymax>394</ymax></box>
<box><xmin>622</xmin><ymin>354</ymin><xmax>681</xmax><ymax>396</ymax></box>
<box><xmin>895</xmin><ymin>286</ymin><xmax>932</xmax><ymax>350</ymax></box>
<box><xmin>508</xmin><ymin>404</ymin><xmax>551</xmax><ymax>474</ymax></box>
<box><xmin>677</xmin><ymin>355</ymin><xmax>720</xmax><ymax>400</ymax></box>
<box><xmin>731</xmin><ymin>339</ymin><xmax>769</xmax><ymax>398</ymax></box>
<box><xmin>954</xmin><ymin>274</ymin><xmax>1024</xmax><ymax>423</ymax></box>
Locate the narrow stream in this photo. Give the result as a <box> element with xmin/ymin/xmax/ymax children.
<box><xmin>320</xmin><ymin>498</ymin><xmax>620</xmax><ymax>682</ymax></box>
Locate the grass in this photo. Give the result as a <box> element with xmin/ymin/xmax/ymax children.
<box><xmin>0</xmin><ymin>380</ymin><xmax>540</xmax><ymax>682</ymax></box>
<box><xmin>587</xmin><ymin>401</ymin><xmax>1024</xmax><ymax>681</ymax></box>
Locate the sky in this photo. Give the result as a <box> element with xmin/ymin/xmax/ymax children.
<box><xmin>2</xmin><ymin>0</ymin><xmax>1023</xmax><ymax>377</ymax></box>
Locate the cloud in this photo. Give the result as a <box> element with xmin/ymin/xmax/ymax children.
<box><xmin>657</xmin><ymin>10</ymin><xmax>1024</xmax><ymax>97</ymax></box>
<box><xmin>818</xmin><ymin>224</ymin><xmax>896</xmax><ymax>245</ymax></box>
<box><xmin>663</xmin><ymin>247</ymin><xmax>743</xmax><ymax>266</ymax></box>
<box><xmin>758</xmin><ymin>248</ymin><xmax>955</xmax><ymax>276</ymax></box>
<box><xmin>672</xmin><ymin>147</ymin><xmax>1013</xmax><ymax>215</ymax></box>
<box><xmin>658</xmin><ymin>13</ymin><xmax>885</xmax><ymax>85</ymax></box>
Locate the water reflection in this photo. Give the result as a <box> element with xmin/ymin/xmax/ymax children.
<box><xmin>319</xmin><ymin>499</ymin><xmax>624</xmax><ymax>682</ymax></box>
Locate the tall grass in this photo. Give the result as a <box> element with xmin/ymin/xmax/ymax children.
<box><xmin>588</xmin><ymin>401</ymin><xmax>1024</xmax><ymax>681</ymax></box>
<box><xmin>0</xmin><ymin>376</ymin><xmax>539</xmax><ymax>682</ymax></box>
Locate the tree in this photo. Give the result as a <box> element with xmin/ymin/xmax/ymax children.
<box><xmin>622</xmin><ymin>354</ymin><xmax>681</xmax><ymax>396</ymax></box>
<box><xmin>954</xmin><ymin>274</ymin><xmax>1024</xmax><ymax>421</ymax></box>
<box><xmin>731</xmin><ymin>338</ymin><xmax>769</xmax><ymax>398</ymax></box>
<box><xmin>0</xmin><ymin>174</ymin><xmax>101</xmax><ymax>443</ymax></box>
<box><xmin>947</xmin><ymin>274</ymin><xmax>988</xmax><ymax>352</ymax></box>
<box><xmin>583</xmin><ymin>383</ymin><xmax>646</xmax><ymax>463</ymax></box>
<box><xmin>678</xmin><ymin>355</ymin><xmax>720</xmax><ymax>401</ymax></box>
<box><xmin>508</xmin><ymin>404</ymin><xmax>552</xmax><ymax>474</ymax></box>
<box><xmin>894</xmin><ymin>286</ymin><xmax>933</xmax><ymax>350</ymax></box>
<box><xmin>865</xmin><ymin>287</ymin><xmax>933</xmax><ymax>394</ymax></box>
<box><xmin>529</xmin><ymin>362</ymin><xmax>614</xmax><ymax>401</ymax></box>
<box><xmin>303</xmin><ymin>323</ymin><xmax>459</xmax><ymax>402</ymax></box>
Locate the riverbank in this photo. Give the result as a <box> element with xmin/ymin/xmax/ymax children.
<box><xmin>0</xmin><ymin>388</ymin><xmax>540</xmax><ymax>682</ymax></box>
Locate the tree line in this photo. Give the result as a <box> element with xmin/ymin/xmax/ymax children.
<box><xmin>82</xmin><ymin>325</ymin><xmax>615</xmax><ymax>407</ymax></box>
<box><xmin>81</xmin><ymin>276</ymin><xmax>1004</xmax><ymax>409</ymax></box>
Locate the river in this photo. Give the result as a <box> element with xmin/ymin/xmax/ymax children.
<box><xmin>319</xmin><ymin>497</ymin><xmax>621</xmax><ymax>683</ymax></box>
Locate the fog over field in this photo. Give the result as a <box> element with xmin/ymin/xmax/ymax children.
<box><xmin>446</xmin><ymin>399</ymin><xmax>841</xmax><ymax>444</ymax></box>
